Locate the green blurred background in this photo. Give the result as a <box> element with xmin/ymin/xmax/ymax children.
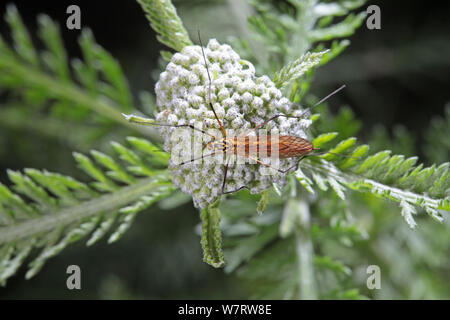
<box><xmin>0</xmin><ymin>0</ymin><xmax>449</xmax><ymax>299</ymax></box>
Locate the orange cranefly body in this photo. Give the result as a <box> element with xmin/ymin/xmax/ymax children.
<box><xmin>229</xmin><ymin>135</ymin><xmax>314</xmax><ymax>159</ymax></box>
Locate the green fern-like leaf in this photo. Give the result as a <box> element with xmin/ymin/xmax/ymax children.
<box><xmin>136</xmin><ymin>0</ymin><xmax>193</xmax><ymax>57</ymax></box>
<box><xmin>221</xmin><ymin>0</ymin><xmax>448</xmax><ymax>294</ymax></box>
<box><xmin>273</xmin><ymin>50</ymin><xmax>328</xmax><ymax>89</ymax></box>
<box><xmin>0</xmin><ymin>137</ymin><xmax>174</xmax><ymax>285</ymax></box>
<box><xmin>200</xmin><ymin>199</ymin><xmax>225</xmax><ymax>268</ymax></box>
<box><xmin>238</xmin><ymin>0</ymin><xmax>367</xmax><ymax>86</ymax></box>
<box><xmin>1</xmin><ymin>0</ymin><xmax>448</xmax><ymax>301</ymax></box>
<box><xmin>0</xmin><ymin>6</ymin><xmax>148</xmax><ymax>134</ymax></box>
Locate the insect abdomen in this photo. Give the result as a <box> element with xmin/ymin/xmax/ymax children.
<box><xmin>232</xmin><ymin>135</ymin><xmax>314</xmax><ymax>159</ymax></box>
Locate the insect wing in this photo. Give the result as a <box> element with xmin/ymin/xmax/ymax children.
<box><xmin>278</xmin><ymin>136</ymin><xmax>314</xmax><ymax>159</ymax></box>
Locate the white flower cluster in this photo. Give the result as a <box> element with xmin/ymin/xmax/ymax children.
<box><xmin>155</xmin><ymin>39</ymin><xmax>312</xmax><ymax>208</ymax></box>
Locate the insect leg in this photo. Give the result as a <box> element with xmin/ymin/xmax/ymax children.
<box><xmin>221</xmin><ymin>155</ymin><xmax>231</xmax><ymax>194</ymax></box>
<box><xmin>123</xmin><ymin>113</ymin><xmax>216</xmax><ymax>138</ymax></box>
<box><xmin>221</xmin><ymin>155</ymin><xmax>309</xmax><ymax>195</ymax></box>
<box><xmin>198</xmin><ymin>30</ymin><xmax>227</xmax><ymax>137</ymax></box>
<box><xmin>243</xmin><ymin>85</ymin><xmax>346</xmax><ymax>136</ymax></box>
<box><xmin>278</xmin><ymin>155</ymin><xmax>307</xmax><ymax>173</ymax></box>
<box><xmin>178</xmin><ymin>151</ymin><xmax>218</xmax><ymax>166</ymax></box>
<box><xmin>220</xmin><ymin>155</ymin><xmax>251</xmax><ymax>194</ymax></box>
<box><xmin>243</xmin><ymin>114</ymin><xmax>297</xmax><ymax>136</ymax></box>
<box><xmin>222</xmin><ymin>185</ymin><xmax>249</xmax><ymax>195</ymax></box>
<box><xmin>246</xmin><ymin>155</ymin><xmax>285</xmax><ymax>173</ymax></box>
<box><xmin>272</xmin><ymin>151</ymin><xmax>358</xmax><ymax>173</ymax></box>
<box><xmin>247</xmin><ymin>155</ymin><xmax>307</xmax><ymax>174</ymax></box>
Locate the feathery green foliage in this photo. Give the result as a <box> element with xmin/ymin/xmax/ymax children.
<box><xmin>218</xmin><ymin>102</ymin><xmax>449</xmax><ymax>297</ymax></box>
<box><xmin>231</xmin><ymin>0</ymin><xmax>365</xmax><ymax>79</ymax></box>
<box><xmin>196</xmin><ymin>0</ymin><xmax>448</xmax><ymax>298</ymax></box>
<box><xmin>0</xmin><ymin>0</ymin><xmax>448</xmax><ymax>299</ymax></box>
<box><xmin>0</xmin><ymin>5</ymin><xmax>149</xmax><ymax>139</ymax></box>
<box><xmin>136</xmin><ymin>0</ymin><xmax>193</xmax><ymax>59</ymax></box>
<box><xmin>0</xmin><ymin>137</ymin><xmax>173</xmax><ymax>285</ymax></box>
<box><xmin>200</xmin><ymin>199</ymin><xmax>225</xmax><ymax>268</ymax></box>
<box><xmin>274</xmin><ymin>50</ymin><xmax>328</xmax><ymax>89</ymax></box>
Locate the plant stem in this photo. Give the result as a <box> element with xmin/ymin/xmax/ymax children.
<box><xmin>294</xmin><ymin>196</ymin><xmax>317</xmax><ymax>299</ymax></box>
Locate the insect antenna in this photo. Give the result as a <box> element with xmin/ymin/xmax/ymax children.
<box><xmin>197</xmin><ymin>30</ymin><xmax>227</xmax><ymax>137</ymax></box>
<box><xmin>297</xmin><ymin>84</ymin><xmax>347</xmax><ymax>118</ymax></box>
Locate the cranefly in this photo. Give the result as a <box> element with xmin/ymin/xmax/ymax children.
<box><xmin>123</xmin><ymin>34</ymin><xmax>343</xmax><ymax>208</ymax></box>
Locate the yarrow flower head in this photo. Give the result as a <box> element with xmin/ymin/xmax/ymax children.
<box><xmin>155</xmin><ymin>39</ymin><xmax>312</xmax><ymax>208</ymax></box>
